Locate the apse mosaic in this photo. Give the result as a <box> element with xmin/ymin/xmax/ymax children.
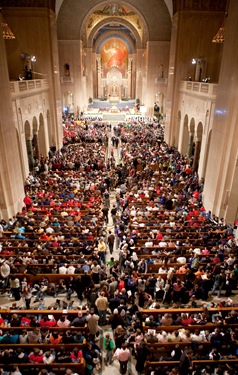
<box><xmin>94</xmin><ymin>4</ymin><xmax>135</xmax><ymax>16</ymax></box>
<box><xmin>86</xmin><ymin>3</ymin><xmax>143</xmax><ymax>40</ymax></box>
<box><xmin>101</xmin><ymin>38</ymin><xmax>128</xmax><ymax>76</ymax></box>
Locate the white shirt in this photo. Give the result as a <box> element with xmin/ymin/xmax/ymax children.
<box><xmin>114</xmin><ymin>348</ymin><xmax>130</xmax><ymax>361</ymax></box>
<box><xmin>0</xmin><ymin>263</ymin><xmax>10</xmax><ymax>278</ymax></box>
<box><xmin>67</xmin><ymin>265</ymin><xmax>75</xmax><ymax>274</ymax></box>
<box><xmin>46</xmin><ymin>226</ymin><xmax>54</xmax><ymax>234</ymax></box>
<box><xmin>159</xmin><ymin>241</ymin><xmax>167</xmax><ymax>247</ymax></box>
<box><xmin>59</xmin><ymin>265</ymin><xmax>67</xmax><ymax>274</ymax></box>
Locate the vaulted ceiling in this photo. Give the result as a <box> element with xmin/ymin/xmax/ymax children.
<box><xmin>56</xmin><ymin>0</ymin><xmax>172</xmax><ymax>45</ymax></box>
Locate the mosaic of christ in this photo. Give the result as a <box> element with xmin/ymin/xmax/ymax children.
<box><xmin>101</xmin><ymin>39</ymin><xmax>128</xmax><ymax>75</ymax></box>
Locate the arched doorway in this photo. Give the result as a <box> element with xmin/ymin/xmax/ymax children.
<box><xmin>39</xmin><ymin>113</ymin><xmax>48</xmax><ymax>157</ymax></box>
<box><xmin>193</xmin><ymin>121</ymin><xmax>203</xmax><ymax>172</ymax></box>
<box><xmin>181</xmin><ymin>114</ymin><xmax>189</xmax><ymax>156</ymax></box>
<box><xmin>24</xmin><ymin>120</ymin><xmax>34</xmax><ymax>172</ymax></box>
<box><xmin>187</xmin><ymin>118</ymin><xmax>195</xmax><ymax>157</ymax></box>
<box><xmin>32</xmin><ymin>116</ymin><xmax>39</xmax><ymax>163</ymax></box>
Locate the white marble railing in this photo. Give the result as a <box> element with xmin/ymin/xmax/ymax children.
<box><xmin>180</xmin><ymin>80</ymin><xmax>218</xmax><ymax>99</ymax></box>
<box><xmin>9</xmin><ymin>79</ymin><xmax>49</xmax><ymax>97</ymax></box>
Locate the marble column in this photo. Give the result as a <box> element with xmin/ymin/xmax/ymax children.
<box><xmin>0</xmin><ymin>12</ymin><xmax>25</xmax><ymax>219</ymax></box>
<box><xmin>127</xmin><ymin>57</ymin><xmax>133</xmax><ymax>98</ymax></box>
<box><xmin>96</xmin><ymin>57</ymin><xmax>101</xmax><ymax>98</ymax></box>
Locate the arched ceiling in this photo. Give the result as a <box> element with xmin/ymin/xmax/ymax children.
<box><xmin>56</xmin><ymin>0</ymin><xmax>172</xmax><ymax>43</ymax></box>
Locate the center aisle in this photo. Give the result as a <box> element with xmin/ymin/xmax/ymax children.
<box><xmin>98</xmin><ymin>127</ymin><xmax>134</xmax><ymax>375</ymax></box>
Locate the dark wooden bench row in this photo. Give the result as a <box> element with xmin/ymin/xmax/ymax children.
<box><xmin>13</xmin><ymin>273</ymin><xmax>92</xmax><ymax>283</ymax></box>
<box><xmin>2</xmin><ymin>361</ymin><xmax>85</xmax><ymax>374</ymax></box>
<box><xmin>140</xmin><ymin>307</ymin><xmax>238</xmax><ymax>319</ymax></box>
<box><xmin>142</xmin><ymin>322</ymin><xmax>238</xmax><ymax>332</ymax></box>
<box><xmin>0</xmin><ymin>309</ymin><xmax>87</xmax><ymax>317</ymax></box>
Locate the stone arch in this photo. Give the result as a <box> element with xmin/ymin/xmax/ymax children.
<box><xmin>87</xmin><ymin>17</ymin><xmax>143</xmax><ymax>50</ymax></box>
<box><xmin>187</xmin><ymin>117</ymin><xmax>195</xmax><ymax>157</ymax></box>
<box><xmin>39</xmin><ymin>113</ymin><xmax>48</xmax><ymax>157</ymax></box>
<box><xmin>24</xmin><ymin>120</ymin><xmax>31</xmax><ymax>139</ymax></box>
<box><xmin>82</xmin><ymin>1</ymin><xmax>149</xmax><ymax>48</ymax></box>
<box><xmin>196</xmin><ymin>121</ymin><xmax>203</xmax><ymax>141</ymax></box>
<box><xmin>181</xmin><ymin>114</ymin><xmax>189</xmax><ymax>156</ymax></box>
<box><xmin>32</xmin><ymin>116</ymin><xmax>39</xmax><ymax>162</ymax></box>
<box><xmin>24</xmin><ymin>120</ymin><xmax>34</xmax><ymax>172</ymax></box>
<box><xmin>94</xmin><ymin>30</ymin><xmax>135</xmax><ymax>55</ymax></box>
<box><xmin>192</xmin><ymin>121</ymin><xmax>203</xmax><ymax>172</ymax></box>
<box><xmin>189</xmin><ymin>117</ymin><xmax>195</xmax><ymax>134</ymax></box>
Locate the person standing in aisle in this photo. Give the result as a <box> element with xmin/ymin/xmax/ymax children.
<box><xmin>107</xmin><ymin>230</ymin><xmax>115</xmax><ymax>255</ymax></box>
<box><xmin>104</xmin><ymin>333</ymin><xmax>114</xmax><ymax>365</ymax></box>
<box><xmin>114</xmin><ymin>343</ymin><xmax>131</xmax><ymax>374</ymax></box>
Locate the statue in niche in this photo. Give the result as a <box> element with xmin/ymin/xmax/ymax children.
<box><xmin>159</xmin><ymin>64</ymin><xmax>164</xmax><ymax>79</ymax></box>
<box><xmin>64</xmin><ymin>63</ymin><xmax>70</xmax><ymax>77</ymax></box>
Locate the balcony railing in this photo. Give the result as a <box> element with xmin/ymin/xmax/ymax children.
<box><xmin>10</xmin><ymin>79</ymin><xmax>49</xmax><ymax>97</ymax></box>
<box><xmin>180</xmin><ymin>81</ymin><xmax>217</xmax><ymax>100</ymax></box>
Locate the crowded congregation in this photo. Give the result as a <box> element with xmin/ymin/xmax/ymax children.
<box><xmin>0</xmin><ymin>117</ymin><xmax>238</xmax><ymax>375</ymax></box>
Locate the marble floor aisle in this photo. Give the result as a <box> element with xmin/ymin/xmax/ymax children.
<box><xmin>100</xmin><ymin>129</ymin><xmax>135</xmax><ymax>375</ymax></box>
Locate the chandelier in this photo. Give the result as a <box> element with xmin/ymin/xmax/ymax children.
<box><xmin>2</xmin><ymin>21</ymin><xmax>15</xmax><ymax>39</ymax></box>
<box><xmin>1</xmin><ymin>8</ymin><xmax>15</xmax><ymax>40</ymax></box>
<box><xmin>212</xmin><ymin>26</ymin><xmax>225</xmax><ymax>43</ymax></box>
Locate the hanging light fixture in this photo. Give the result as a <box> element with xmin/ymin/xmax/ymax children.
<box><xmin>212</xmin><ymin>0</ymin><xmax>229</xmax><ymax>44</ymax></box>
<box><xmin>2</xmin><ymin>21</ymin><xmax>15</xmax><ymax>39</ymax></box>
<box><xmin>0</xmin><ymin>8</ymin><xmax>15</xmax><ymax>40</ymax></box>
<box><xmin>212</xmin><ymin>26</ymin><xmax>225</xmax><ymax>43</ymax></box>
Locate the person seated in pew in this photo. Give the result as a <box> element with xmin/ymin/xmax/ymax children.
<box><xmin>71</xmin><ymin>310</ymin><xmax>87</xmax><ymax>327</ymax></box>
<box><xmin>56</xmin><ymin>346</ymin><xmax>71</xmax><ymax>363</ymax></box>
<box><xmin>144</xmin><ymin>329</ymin><xmax>159</xmax><ymax>343</ymax></box>
<box><xmin>28</xmin><ymin>327</ymin><xmax>42</xmax><ymax>343</ymax></box>
<box><xmin>43</xmin><ymin>350</ymin><xmax>56</xmax><ymax>364</ymax></box>
<box><xmin>28</xmin><ymin>347</ymin><xmax>44</xmax><ymax>363</ymax></box>
<box><xmin>73</xmin><ymin>331</ymin><xmax>85</xmax><ymax>344</ymax></box>
<box><xmin>13</xmin><ymin>347</ymin><xmax>29</xmax><ymax>363</ymax></box>
<box><xmin>62</xmin><ymin>329</ymin><xmax>75</xmax><ymax>344</ymax></box>
<box><xmin>160</xmin><ymin>313</ymin><xmax>173</xmax><ymax>326</ymax></box>
<box><xmin>57</xmin><ymin>315</ymin><xmax>71</xmax><ymax>328</ymax></box>
<box><xmin>39</xmin><ymin>315</ymin><xmax>57</xmax><ymax>328</ymax></box>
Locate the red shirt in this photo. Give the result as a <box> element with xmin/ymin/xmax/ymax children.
<box><xmin>118</xmin><ymin>280</ymin><xmax>125</xmax><ymax>292</ymax></box>
<box><xmin>40</xmin><ymin>319</ymin><xmax>57</xmax><ymax>327</ymax></box>
<box><xmin>23</xmin><ymin>196</ymin><xmax>32</xmax><ymax>205</ymax></box>
<box><xmin>29</xmin><ymin>352</ymin><xmax>44</xmax><ymax>363</ymax></box>
<box><xmin>181</xmin><ymin>316</ymin><xmax>194</xmax><ymax>326</ymax></box>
